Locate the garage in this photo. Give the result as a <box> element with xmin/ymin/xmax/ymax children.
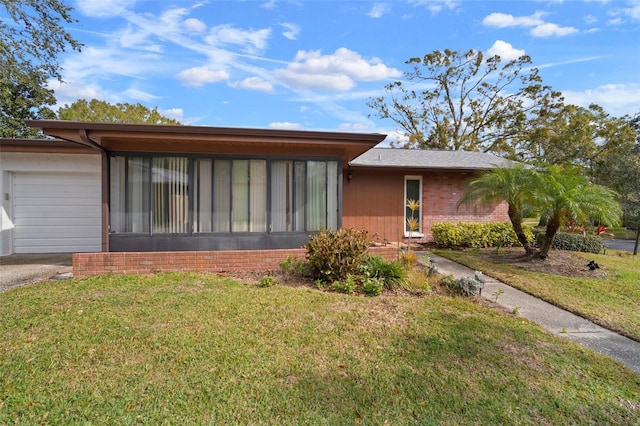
<box><xmin>12</xmin><ymin>172</ymin><xmax>101</xmax><ymax>254</ymax></box>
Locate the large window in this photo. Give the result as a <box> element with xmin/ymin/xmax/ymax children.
<box><xmin>404</xmin><ymin>176</ymin><xmax>423</xmax><ymax>236</ymax></box>
<box><xmin>110</xmin><ymin>155</ymin><xmax>339</xmax><ymax>235</ymax></box>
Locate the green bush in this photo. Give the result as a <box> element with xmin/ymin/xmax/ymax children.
<box><xmin>305</xmin><ymin>228</ymin><xmax>369</xmax><ymax>284</ymax></box>
<box><xmin>432</xmin><ymin>222</ymin><xmax>532</xmax><ymax>249</ymax></box>
<box><xmin>258</xmin><ymin>275</ymin><xmax>276</xmax><ymax>288</ymax></box>
<box><xmin>362</xmin><ymin>276</ymin><xmax>384</xmax><ymax>296</ymax></box>
<box><xmin>363</xmin><ymin>255</ymin><xmax>407</xmax><ymax>290</ymax></box>
<box><xmin>278</xmin><ymin>255</ymin><xmax>309</xmax><ymax>280</ymax></box>
<box><xmin>331</xmin><ymin>274</ymin><xmax>357</xmax><ymax>294</ymax></box>
<box><xmin>533</xmin><ymin>231</ymin><xmax>604</xmax><ymax>254</ymax></box>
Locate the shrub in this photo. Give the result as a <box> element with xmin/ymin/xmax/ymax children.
<box><xmin>441</xmin><ymin>275</ymin><xmax>482</xmax><ymax>297</ymax></box>
<box><xmin>305</xmin><ymin>228</ymin><xmax>369</xmax><ymax>284</ymax></box>
<box><xmin>363</xmin><ymin>255</ymin><xmax>407</xmax><ymax>290</ymax></box>
<box><xmin>432</xmin><ymin>222</ymin><xmax>533</xmax><ymax>249</ymax></box>
<box><xmin>532</xmin><ymin>231</ymin><xmax>604</xmax><ymax>254</ymax></box>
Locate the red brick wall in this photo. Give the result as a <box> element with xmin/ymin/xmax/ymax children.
<box><xmin>73</xmin><ymin>246</ymin><xmax>400</xmax><ymax>277</ymax></box>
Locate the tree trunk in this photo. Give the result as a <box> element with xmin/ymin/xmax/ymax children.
<box><xmin>509</xmin><ymin>207</ymin><xmax>535</xmax><ymax>256</ymax></box>
<box><xmin>539</xmin><ymin>216</ymin><xmax>561</xmax><ymax>259</ymax></box>
<box><xmin>634</xmin><ymin>222</ymin><xmax>639</xmax><ymax>256</ymax></box>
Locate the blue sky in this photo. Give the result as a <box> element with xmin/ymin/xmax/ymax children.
<box><xmin>46</xmin><ymin>0</ymin><xmax>640</xmax><ymax>140</ymax></box>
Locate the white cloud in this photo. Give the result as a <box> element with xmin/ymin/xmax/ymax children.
<box><xmin>280</xmin><ymin>23</ymin><xmax>300</xmax><ymax>40</ymax></box>
<box><xmin>176</xmin><ymin>67</ymin><xmax>230</xmax><ymax>87</ymax></box>
<box><xmin>232</xmin><ymin>76</ymin><xmax>274</xmax><ymax>92</ymax></box>
<box><xmin>275</xmin><ymin>48</ymin><xmax>401</xmax><ymax>91</ymax></box>
<box><xmin>562</xmin><ymin>83</ymin><xmax>640</xmax><ymax>117</ymax></box>
<box><xmin>368</xmin><ymin>3</ymin><xmax>389</xmax><ymax>18</ymax></box>
<box><xmin>122</xmin><ymin>88</ymin><xmax>158</xmax><ymax>102</ymax></box>
<box><xmin>408</xmin><ymin>0</ymin><xmax>460</xmax><ymax>14</ymax></box>
<box><xmin>482</xmin><ymin>11</ymin><xmax>546</xmax><ymax>28</ymax></box>
<box><xmin>584</xmin><ymin>15</ymin><xmax>598</xmax><ymax>25</ymax></box>
<box><xmin>268</xmin><ymin>122</ymin><xmax>303</xmax><ymax>130</ymax></box>
<box><xmin>338</xmin><ymin>122</ymin><xmax>373</xmax><ymax>132</ymax></box>
<box><xmin>530</xmin><ymin>23</ymin><xmax>578</xmax><ymax>37</ymax></box>
<box><xmin>160</xmin><ymin>108</ymin><xmax>185</xmax><ymax>122</ymax></box>
<box><xmin>75</xmin><ymin>0</ymin><xmax>135</xmax><ymax>17</ymax></box>
<box><xmin>205</xmin><ymin>25</ymin><xmax>271</xmax><ymax>54</ymax></box>
<box><xmin>48</xmin><ymin>79</ymin><xmax>105</xmax><ymax>106</ymax></box>
<box><xmin>483</xmin><ymin>11</ymin><xmax>578</xmax><ymax>38</ymax></box>
<box><xmin>184</xmin><ymin>18</ymin><xmax>207</xmax><ymax>34</ymax></box>
<box><xmin>487</xmin><ymin>40</ymin><xmax>526</xmax><ymax>61</ymax></box>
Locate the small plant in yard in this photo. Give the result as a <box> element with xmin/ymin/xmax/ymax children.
<box><xmin>279</xmin><ymin>255</ymin><xmax>309</xmax><ymax>281</ymax></box>
<box><xmin>512</xmin><ymin>306</ymin><xmax>521</xmax><ymax>315</ymax></box>
<box><xmin>305</xmin><ymin>228</ymin><xmax>369</xmax><ymax>283</ymax></box>
<box><xmin>331</xmin><ymin>274</ymin><xmax>357</xmax><ymax>294</ymax></box>
<box><xmin>362</xmin><ymin>276</ymin><xmax>384</xmax><ymax>296</ymax></box>
<box><xmin>258</xmin><ymin>275</ymin><xmax>276</xmax><ymax>288</ymax></box>
<box><xmin>493</xmin><ymin>288</ymin><xmax>505</xmax><ymax>302</ymax></box>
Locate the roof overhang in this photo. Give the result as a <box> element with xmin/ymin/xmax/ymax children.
<box><xmin>25</xmin><ymin>120</ymin><xmax>387</xmax><ymax>164</ymax></box>
<box><xmin>0</xmin><ymin>138</ymin><xmax>96</xmax><ymax>154</ymax></box>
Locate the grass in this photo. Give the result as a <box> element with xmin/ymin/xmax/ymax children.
<box><xmin>434</xmin><ymin>249</ymin><xmax>640</xmax><ymax>342</ymax></box>
<box><xmin>1</xmin><ymin>273</ymin><xmax>639</xmax><ymax>424</ymax></box>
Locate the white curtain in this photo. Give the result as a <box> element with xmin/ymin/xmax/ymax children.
<box><xmin>327</xmin><ymin>161</ymin><xmax>338</xmax><ymax>229</ymax></box>
<box><xmin>249</xmin><ymin>160</ymin><xmax>267</xmax><ymax>232</ymax></box>
<box><xmin>232</xmin><ymin>160</ymin><xmax>249</xmax><ymax>232</ymax></box>
<box><xmin>213</xmin><ymin>160</ymin><xmax>231</xmax><ymax>232</ymax></box>
<box><xmin>271</xmin><ymin>161</ymin><xmax>290</xmax><ymax>232</ymax></box>
<box><xmin>294</xmin><ymin>161</ymin><xmax>306</xmax><ymax>231</ymax></box>
<box><xmin>128</xmin><ymin>157</ymin><xmax>150</xmax><ymax>233</ymax></box>
<box><xmin>109</xmin><ymin>157</ymin><xmax>126</xmax><ymax>233</ymax></box>
<box><xmin>307</xmin><ymin>161</ymin><xmax>327</xmax><ymax>231</ymax></box>
<box><xmin>194</xmin><ymin>159</ymin><xmax>212</xmax><ymax>233</ymax></box>
<box><xmin>152</xmin><ymin>157</ymin><xmax>188</xmax><ymax>234</ymax></box>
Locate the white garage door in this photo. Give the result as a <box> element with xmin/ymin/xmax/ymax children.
<box><xmin>13</xmin><ymin>172</ymin><xmax>101</xmax><ymax>254</ymax></box>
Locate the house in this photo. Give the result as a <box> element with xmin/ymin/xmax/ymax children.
<box><xmin>1</xmin><ymin>121</ymin><xmax>510</xmax><ymax>273</ymax></box>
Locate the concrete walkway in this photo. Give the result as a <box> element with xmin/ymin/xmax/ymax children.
<box><xmin>428</xmin><ymin>254</ymin><xmax>640</xmax><ymax>376</ymax></box>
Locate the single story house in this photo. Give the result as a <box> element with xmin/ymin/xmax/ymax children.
<box><xmin>1</xmin><ymin>121</ymin><xmax>510</xmax><ymax>273</ymax></box>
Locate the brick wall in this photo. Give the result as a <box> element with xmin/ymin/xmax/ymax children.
<box><xmin>73</xmin><ymin>246</ymin><xmax>400</xmax><ymax>277</ymax></box>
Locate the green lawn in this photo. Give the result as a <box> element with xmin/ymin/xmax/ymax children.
<box><xmin>1</xmin><ymin>273</ymin><xmax>638</xmax><ymax>424</ymax></box>
<box><xmin>434</xmin><ymin>249</ymin><xmax>640</xmax><ymax>342</ymax></box>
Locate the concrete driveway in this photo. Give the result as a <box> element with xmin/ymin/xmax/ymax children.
<box><xmin>0</xmin><ymin>254</ymin><xmax>73</xmax><ymax>293</ymax></box>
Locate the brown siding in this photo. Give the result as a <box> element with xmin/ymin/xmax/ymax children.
<box><xmin>343</xmin><ymin>168</ymin><xmax>509</xmax><ymax>243</ymax></box>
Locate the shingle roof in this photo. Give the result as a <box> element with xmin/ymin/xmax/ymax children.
<box><xmin>350</xmin><ymin>148</ymin><xmax>515</xmax><ymax>170</ymax></box>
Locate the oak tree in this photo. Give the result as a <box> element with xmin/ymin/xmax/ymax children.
<box><xmin>57</xmin><ymin>99</ymin><xmax>182</xmax><ymax>125</ymax></box>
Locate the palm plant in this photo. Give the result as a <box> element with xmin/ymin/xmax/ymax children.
<box><xmin>406</xmin><ymin>198</ymin><xmax>421</xmax><ymax>251</ymax></box>
<box><xmin>533</xmin><ymin>165</ymin><xmax>622</xmax><ymax>259</ymax></box>
<box><xmin>457</xmin><ymin>164</ymin><xmax>537</xmax><ymax>256</ymax></box>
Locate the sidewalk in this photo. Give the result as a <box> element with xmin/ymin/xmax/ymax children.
<box><xmin>428</xmin><ymin>254</ymin><xmax>640</xmax><ymax>376</ymax></box>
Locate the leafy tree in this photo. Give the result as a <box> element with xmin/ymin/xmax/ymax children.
<box><xmin>367</xmin><ymin>48</ymin><xmax>563</xmax><ymax>156</ymax></box>
<box><xmin>457</xmin><ymin>164</ymin><xmax>537</xmax><ymax>256</ymax></box>
<box><xmin>523</xmin><ymin>103</ymin><xmax>635</xmax><ymax>167</ymax></box>
<box><xmin>1</xmin><ymin>0</ymin><xmax>82</xmax><ymax>137</ymax></box>
<box><xmin>533</xmin><ymin>165</ymin><xmax>622</xmax><ymax>259</ymax></box>
<box><xmin>57</xmin><ymin>99</ymin><xmax>182</xmax><ymax>125</ymax></box>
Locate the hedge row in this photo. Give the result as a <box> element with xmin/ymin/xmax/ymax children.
<box><xmin>532</xmin><ymin>230</ymin><xmax>604</xmax><ymax>254</ymax></box>
<box><xmin>432</xmin><ymin>222</ymin><xmax>533</xmax><ymax>249</ymax></box>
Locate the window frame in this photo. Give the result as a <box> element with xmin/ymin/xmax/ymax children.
<box><xmin>404</xmin><ymin>175</ymin><xmax>423</xmax><ymax>238</ymax></box>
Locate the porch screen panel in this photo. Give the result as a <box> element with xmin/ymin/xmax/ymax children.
<box><xmin>307</xmin><ymin>161</ymin><xmax>327</xmax><ymax>231</ymax></box>
<box><xmin>232</xmin><ymin>160</ymin><xmax>249</xmax><ymax>232</ymax></box>
<box><xmin>271</xmin><ymin>161</ymin><xmax>291</xmax><ymax>232</ymax></box>
<box><xmin>249</xmin><ymin>160</ymin><xmax>267</xmax><ymax>232</ymax></box>
<box><xmin>109</xmin><ymin>156</ymin><xmax>126</xmax><ymax>233</ymax></box>
<box><xmin>213</xmin><ymin>160</ymin><xmax>231</xmax><ymax>232</ymax></box>
<box><xmin>127</xmin><ymin>157</ymin><xmax>150</xmax><ymax>233</ymax></box>
<box><xmin>326</xmin><ymin>161</ymin><xmax>338</xmax><ymax>229</ymax></box>
<box><xmin>194</xmin><ymin>159</ymin><xmax>212</xmax><ymax>232</ymax></box>
<box><xmin>294</xmin><ymin>162</ymin><xmax>306</xmax><ymax>231</ymax></box>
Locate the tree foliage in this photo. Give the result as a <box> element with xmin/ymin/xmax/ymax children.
<box><xmin>367</xmin><ymin>48</ymin><xmax>563</xmax><ymax>156</ymax></box>
<box><xmin>457</xmin><ymin>164</ymin><xmax>537</xmax><ymax>255</ymax></box>
<box><xmin>460</xmin><ymin>165</ymin><xmax>622</xmax><ymax>259</ymax></box>
<box><xmin>1</xmin><ymin>0</ymin><xmax>82</xmax><ymax>137</ymax></box>
<box><xmin>57</xmin><ymin>99</ymin><xmax>182</xmax><ymax>125</ymax></box>
<box><xmin>532</xmin><ymin>165</ymin><xmax>622</xmax><ymax>259</ymax></box>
